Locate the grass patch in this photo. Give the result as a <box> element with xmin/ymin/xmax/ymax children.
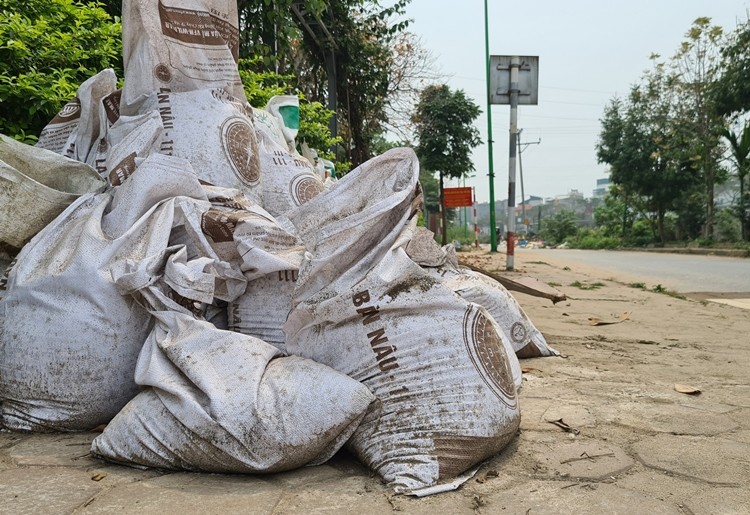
<box><xmin>651</xmin><ymin>284</ymin><xmax>687</xmax><ymax>300</ymax></box>
<box><xmin>628</xmin><ymin>282</ymin><xmax>647</xmax><ymax>290</ymax></box>
<box><xmin>526</xmin><ymin>261</ymin><xmax>551</xmax><ymax>266</ymax></box>
<box><xmin>547</xmin><ymin>282</ymin><xmax>562</xmax><ymax>287</ymax></box>
<box><xmin>569</xmin><ymin>280</ymin><xmax>606</xmax><ymax>290</ymax></box>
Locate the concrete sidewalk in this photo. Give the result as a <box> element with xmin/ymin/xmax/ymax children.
<box><xmin>2</xmin><ymin>251</ymin><xmax>749</xmax><ymax>514</ymax></box>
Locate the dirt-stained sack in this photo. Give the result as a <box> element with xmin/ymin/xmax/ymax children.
<box><xmin>284</xmin><ymin>148</ymin><xmax>520</xmax><ymax>493</ymax></box>
<box><xmin>406</xmin><ymin>228</ymin><xmax>557</xmax><ymax>359</ymax></box>
<box><xmin>91</xmin><ymin>251</ymin><xmax>374</xmax><ymax>473</ymax></box>
<box><xmin>442</xmin><ymin>269</ymin><xmax>558</xmax><ymax>359</ymax></box>
<box><xmin>228</xmin><ymin>268</ymin><xmax>298</xmax><ymax>353</ymax></box>
<box><xmin>252</xmin><ymin>107</ymin><xmax>287</xmax><ymax>149</ymax></box>
<box><xmin>36</xmin><ymin>69</ymin><xmax>118</xmax><ymax>162</ymax></box>
<box><xmin>135</xmin><ymin>88</ymin><xmax>262</xmax><ymax>203</ymax></box>
<box><xmin>0</xmin><ymin>155</ymin><xmax>218</xmax><ymax>431</ymax></box>
<box><xmin>92</xmin><ymin>312</ymin><xmax>374</xmax><ymax>473</ymax></box>
<box><xmin>87</xmin><ymin>111</ymin><xmax>164</xmax><ymax>186</ymax></box>
<box><xmin>257</xmin><ymin>130</ymin><xmax>325</xmax><ymax>218</ymax></box>
<box><xmin>121</xmin><ymin>0</ymin><xmax>245</xmax><ymax>114</ymax></box>
<box><xmin>0</xmin><ymin>135</ymin><xmax>106</xmax><ymax>249</ymax></box>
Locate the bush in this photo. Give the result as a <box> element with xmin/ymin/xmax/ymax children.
<box><xmin>0</xmin><ymin>0</ymin><xmax>123</xmax><ymax>143</ymax></box>
<box><xmin>623</xmin><ymin>218</ymin><xmax>654</xmax><ymax>247</ymax></box>
<box><xmin>541</xmin><ymin>210</ymin><xmax>578</xmax><ymax>245</ymax></box>
<box><xmin>716</xmin><ymin>207</ymin><xmax>742</xmax><ymax>242</ymax></box>
<box><xmin>445</xmin><ymin>223</ymin><xmax>477</xmax><ymax>248</ymax></box>
<box><xmin>568</xmin><ymin>228</ymin><xmax>620</xmax><ymax>249</ymax></box>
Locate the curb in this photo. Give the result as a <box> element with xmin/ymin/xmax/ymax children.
<box><xmin>620</xmin><ymin>247</ymin><xmax>749</xmax><ymax>258</ymax></box>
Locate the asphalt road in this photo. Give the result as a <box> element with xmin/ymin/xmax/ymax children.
<box><xmin>517</xmin><ymin>248</ymin><xmax>750</xmax><ymax>295</ymax></box>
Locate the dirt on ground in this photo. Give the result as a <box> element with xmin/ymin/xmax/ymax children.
<box><xmin>1</xmin><ymin>248</ymin><xmax>749</xmax><ymax>514</ymax></box>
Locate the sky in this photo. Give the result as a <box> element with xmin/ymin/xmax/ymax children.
<box><xmin>402</xmin><ymin>0</ymin><xmax>750</xmax><ymax>204</ymax></box>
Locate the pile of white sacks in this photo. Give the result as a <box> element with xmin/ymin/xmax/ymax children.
<box><xmin>0</xmin><ymin>0</ymin><xmax>557</xmax><ymax>495</ymax></box>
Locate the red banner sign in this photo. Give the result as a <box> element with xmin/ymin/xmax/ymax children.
<box><xmin>443</xmin><ymin>187</ymin><xmax>473</xmax><ymax>208</ymax></box>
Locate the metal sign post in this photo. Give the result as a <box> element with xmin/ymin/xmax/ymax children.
<box><xmin>489</xmin><ymin>55</ymin><xmax>538</xmax><ymax>271</ymax></box>
<box><xmin>483</xmin><ymin>0</ymin><xmax>497</xmax><ymax>253</ymax></box>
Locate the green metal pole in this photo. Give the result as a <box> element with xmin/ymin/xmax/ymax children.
<box><xmin>484</xmin><ymin>0</ymin><xmax>497</xmax><ymax>252</ymax></box>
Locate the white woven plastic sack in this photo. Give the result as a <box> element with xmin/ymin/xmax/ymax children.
<box><xmin>87</xmin><ymin>111</ymin><xmax>163</xmax><ymax>186</ymax></box>
<box><xmin>265</xmin><ymin>95</ymin><xmax>299</xmax><ymax>149</ymax></box>
<box><xmin>443</xmin><ymin>270</ymin><xmax>559</xmax><ymax>359</ymax></box>
<box><xmin>91</xmin><ymin>252</ymin><xmax>374</xmax><ymax>473</ymax></box>
<box><xmin>196</xmin><ymin>196</ymin><xmax>304</xmax><ymax>281</ymax></box>
<box><xmin>284</xmin><ymin>148</ymin><xmax>520</xmax><ymax>493</ymax></box>
<box><xmin>0</xmin><ymin>155</ymin><xmax>217</xmax><ymax>431</ymax></box>
<box><xmin>37</xmin><ymin>69</ymin><xmax>118</xmax><ymax>162</ymax></box>
<box><xmin>252</xmin><ymin>107</ymin><xmax>287</xmax><ymax>149</ymax></box>
<box><xmin>257</xmin><ymin>130</ymin><xmax>325</xmax><ymax>218</ymax></box>
<box><xmin>87</xmin><ymin>89</ymin><xmax>124</xmax><ymax>175</ymax></box>
<box><xmin>135</xmin><ymin>88</ymin><xmax>262</xmax><ymax>203</ymax></box>
<box><xmin>406</xmin><ymin>227</ymin><xmax>557</xmax><ymax>359</ymax></box>
<box><xmin>120</xmin><ymin>0</ymin><xmax>245</xmax><ymax>114</ymax></box>
<box><xmin>228</xmin><ymin>269</ymin><xmax>298</xmax><ymax>354</ymax></box>
<box><xmin>0</xmin><ymin>135</ymin><xmax>106</xmax><ymax>249</ymax></box>
<box><xmin>92</xmin><ymin>311</ymin><xmax>374</xmax><ymax>473</ymax></box>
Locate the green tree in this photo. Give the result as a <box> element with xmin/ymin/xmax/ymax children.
<box><xmin>0</xmin><ymin>0</ymin><xmax>123</xmax><ymax>142</ymax></box>
<box><xmin>294</xmin><ymin>0</ymin><xmax>413</xmax><ymax>166</ymax></box>
<box><xmin>541</xmin><ymin>210</ymin><xmax>578</xmax><ymax>245</ymax></box>
<box><xmin>712</xmin><ymin>14</ymin><xmax>750</xmax><ymax>117</ymax></box>
<box><xmin>594</xmin><ymin>185</ymin><xmax>633</xmax><ymax>240</ymax></box>
<box><xmin>597</xmin><ymin>56</ymin><xmax>703</xmax><ymax>245</ymax></box>
<box><xmin>669</xmin><ymin>17</ymin><xmax>727</xmax><ymax>239</ymax></box>
<box><xmin>721</xmin><ymin>122</ymin><xmax>750</xmax><ymax>240</ymax></box>
<box><xmin>412</xmin><ymin>84</ymin><xmax>481</xmax><ymax>244</ymax></box>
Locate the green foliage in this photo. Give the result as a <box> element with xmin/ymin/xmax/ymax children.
<box><xmin>236</xmin><ymin>0</ymin><xmax>326</xmax><ymax>68</ymax></box>
<box><xmin>712</xmin><ymin>14</ymin><xmax>750</xmax><ymax>116</ymax></box>
<box><xmin>290</xmin><ymin>0</ymin><xmax>413</xmax><ymax>166</ymax></box>
<box><xmin>716</xmin><ymin>207</ymin><xmax>742</xmax><ymax>242</ymax></box>
<box><xmin>238</xmin><ymin>58</ymin><xmax>341</xmax><ymax>165</ymax></box>
<box><xmin>541</xmin><ymin>210</ymin><xmax>578</xmax><ymax>244</ymax></box>
<box><xmin>568</xmin><ymin>228</ymin><xmax>620</xmax><ymax>250</ymax></box>
<box><xmin>597</xmin><ymin>18</ymin><xmax>729</xmax><ymax>243</ymax></box>
<box><xmin>721</xmin><ymin>122</ymin><xmax>750</xmax><ymax>240</ymax></box>
<box><xmin>445</xmin><ymin>223</ymin><xmax>476</xmax><ymax>247</ymax></box>
<box><xmin>412</xmin><ymin>84</ymin><xmax>481</xmax><ymax>180</ymax></box>
<box><xmin>0</xmin><ymin>0</ymin><xmax>122</xmax><ymax>142</ymax></box>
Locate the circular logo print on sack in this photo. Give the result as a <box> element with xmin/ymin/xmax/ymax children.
<box><xmin>510</xmin><ymin>322</ymin><xmax>527</xmax><ymax>344</ymax></box>
<box><xmin>154</xmin><ymin>64</ymin><xmax>172</xmax><ymax>83</ymax></box>
<box><xmin>201</xmin><ymin>209</ymin><xmax>238</xmax><ymax>243</ymax></box>
<box><xmin>463</xmin><ymin>307</ymin><xmax>517</xmax><ymax>408</ymax></box>
<box><xmin>49</xmin><ymin>98</ymin><xmax>81</xmax><ymax>124</ymax></box>
<box><xmin>290</xmin><ymin>174</ymin><xmax>325</xmax><ymax>206</ymax></box>
<box><xmin>222</xmin><ymin>118</ymin><xmax>260</xmax><ymax>186</ymax></box>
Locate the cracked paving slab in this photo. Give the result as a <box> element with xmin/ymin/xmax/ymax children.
<box><xmin>632</xmin><ymin>434</ymin><xmax>750</xmax><ymax>485</ymax></box>
<box><xmin>618</xmin><ymin>470</ymin><xmax>750</xmax><ymax>515</ymax></box>
<box><xmin>478</xmin><ymin>479</ymin><xmax>684</xmax><ymax>515</ymax></box>
<box><xmin>0</xmin><ymin>467</ymin><xmax>102</xmax><ymax>515</ymax></box>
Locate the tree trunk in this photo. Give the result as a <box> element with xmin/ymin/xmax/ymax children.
<box><xmin>703</xmin><ymin>160</ymin><xmax>715</xmax><ymax>240</ymax></box>
<box><xmin>740</xmin><ymin>173</ymin><xmax>748</xmax><ymax>241</ymax></box>
<box><xmin>657</xmin><ymin>209</ymin><xmax>666</xmax><ymax>245</ymax></box>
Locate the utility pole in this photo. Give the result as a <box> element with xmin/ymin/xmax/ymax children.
<box><xmin>517</xmin><ymin>129</ymin><xmax>541</xmax><ymax>235</ymax></box>
<box><xmin>506</xmin><ymin>56</ymin><xmax>520</xmax><ymax>270</ymax></box>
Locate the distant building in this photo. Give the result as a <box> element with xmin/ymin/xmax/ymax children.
<box><xmin>593</xmin><ymin>177</ymin><xmax>611</xmax><ymax>198</ymax></box>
